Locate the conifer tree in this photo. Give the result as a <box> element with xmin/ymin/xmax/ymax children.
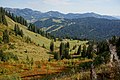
<box><xmin>3</xmin><ymin>29</ymin><xmax>9</xmax><ymax>43</ymax></box>
<box><xmin>60</xmin><ymin>42</ymin><xmax>65</xmax><ymax>56</ymax></box>
<box><xmin>2</xmin><ymin>15</ymin><xmax>8</xmax><ymax>26</ymax></box>
<box><xmin>54</xmin><ymin>52</ymin><xmax>61</xmax><ymax>60</ymax></box>
<box><xmin>20</xmin><ymin>29</ymin><xmax>24</xmax><ymax>37</ymax></box>
<box><xmin>66</xmin><ymin>42</ymin><xmax>70</xmax><ymax>48</ymax></box>
<box><xmin>14</xmin><ymin>24</ymin><xmax>20</xmax><ymax>36</ymax></box>
<box><xmin>14</xmin><ymin>24</ymin><xmax>23</xmax><ymax>37</ymax></box>
<box><xmin>81</xmin><ymin>45</ymin><xmax>87</xmax><ymax>58</ymax></box>
<box><xmin>87</xmin><ymin>44</ymin><xmax>93</xmax><ymax>59</ymax></box>
<box><xmin>0</xmin><ymin>49</ymin><xmax>3</xmax><ymax>58</ymax></box>
<box><xmin>0</xmin><ymin>14</ymin><xmax>2</xmax><ymax>23</ymax></box>
<box><xmin>0</xmin><ymin>7</ymin><xmax>8</xmax><ymax>26</ymax></box>
<box><xmin>50</xmin><ymin>41</ymin><xmax>54</xmax><ymax>52</ymax></box>
<box><xmin>77</xmin><ymin>45</ymin><xmax>81</xmax><ymax>55</ymax></box>
<box><xmin>64</xmin><ymin>48</ymin><xmax>70</xmax><ymax>59</ymax></box>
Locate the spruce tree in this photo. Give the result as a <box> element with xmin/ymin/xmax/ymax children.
<box><xmin>81</xmin><ymin>45</ymin><xmax>87</xmax><ymax>58</ymax></box>
<box><xmin>77</xmin><ymin>45</ymin><xmax>81</xmax><ymax>55</ymax></box>
<box><xmin>14</xmin><ymin>24</ymin><xmax>20</xmax><ymax>36</ymax></box>
<box><xmin>3</xmin><ymin>29</ymin><xmax>9</xmax><ymax>43</ymax></box>
<box><xmin>2</xmin><ymin>15</ymin><xmax>8</xmax><ymax>26</ymax></box>
<box><xmin>0</xmin><ymin>14</ymin><xmax>2</xmax><ymax>23</ymax></box>
<box><xmin>64</xmin><ymin>48</ymin><xmax>70</xmax><ymax>59</ymax></box>
<box><xmin>0</xmin><ymin>49</ymin><xmax>3</xmax><ymax>59</ymax></box>
<box><xmin>87</xmin><ymin>44</ymin><xmax>93</xmax><ymax>59</ymax></box>
<box><xmin>60</xmin><ymin>42</ymin><xmax>65</xmax><ymax>56</ymax></box>
<box><xmin>14</xmin><ymin>24</ymin><xmax>17</xmax><ymax>35</ymax></box>
<box><xmin>28</xmin><ymin>23</ymin><xmax>32</xmax><ymax>31</ymax></box>
<box><xmin>54</xmin><ymin>52</ymin><xmax>61</xmax><ymax>60</ymax></box>
<box><xmin>0</xmin><ymin>7</ymin><xmax>8</xmax><ymax>26</ymax></box>
<box><xmin>66</xmin><ymin>42</ymin><xmax>70</xmax><ymax>48</ymax></box>
<box><xmin>14</xmin><ymin>24</ymin><xmax>23</xmax><ymax>37</ymax></box>
<box><xmin>50</xmin><ymin>41</ymin><xmax>54</xmax><ymax>52</ymax></box>
<box><xmin>20</xmin><ymin>29</ymin><xmax>23</xmax><ymax>37</ymax></box>
<box><xmin>116</xmin><ymin>37</ymin><xmax>120</xmax><ymax>58</ymax></box>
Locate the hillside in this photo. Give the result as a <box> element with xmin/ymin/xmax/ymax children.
<box><xmin>1</xmin><ymin>0</ymin><xmax>120</xmax><ymax>79</ymax></box>
<box><xmin>0</xmin><ymin>15</ymin><xmax>88</xmax><ymax>60</ymax></box>
<box><xmin>0</xmin><ymin>16</ymin><xmax>51</xmax><ymax>61</ymax></box>
<box><xmin>34</xmin><ymin>17</ymin><xmax>120</xmax><ymax>40</ymax></box>
<box><xmin>0</xmin><ymin>10</ymin><xmax>89</xmax><ymax>80</ymax></box>
<box><xmin>1</xmin><ymin>6</ymin><xmax>120</xmax><ymax>80</ymax></box>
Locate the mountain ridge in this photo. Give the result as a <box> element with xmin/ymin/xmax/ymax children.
<box><xmin>34</xmin><ymin>17</ymin><xmax>120</xmax><ymax>40</ymax></box>
<box><xmin>5</xmin><ymin>7</ymin><xmax>118</xmax><ymax>22</ymax></box>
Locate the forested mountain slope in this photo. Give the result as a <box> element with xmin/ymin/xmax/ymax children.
<box><xmin>34</xmin><ymin>17</ymin><xmax>120</xmax><ymax>40</ymax></box>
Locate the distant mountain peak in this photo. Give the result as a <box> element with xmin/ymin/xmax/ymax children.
<box><xmin>47</xmin><ymin>11</ymin><xmax>61</xmax><ymax>13</ymax></box>
<box><xmin>5</xmin><ymin>7</ymin><xmax>119</xmax><ymax>22</ymax></box>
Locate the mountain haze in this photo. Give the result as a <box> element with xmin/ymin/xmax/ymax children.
<box><xmin>5</xmin><ymin>8</ymin><xmax>118</xmax><ymax>22</ymax></box>
<box><xmin>5</xmin><ymin>7</ymin><xmax>120</xmax><ymax>40</ymax></box>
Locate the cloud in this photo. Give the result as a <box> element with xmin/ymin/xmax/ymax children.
<box><xmin>42</xmin><ymin>0</ymin><xmax>73</xmax><ymax>6</ymax></box>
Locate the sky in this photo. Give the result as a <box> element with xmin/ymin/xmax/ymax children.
<box><xmin>0</xmin><ymin>0</ymin><xmax>120</xmax><ymax>16</ymax></box>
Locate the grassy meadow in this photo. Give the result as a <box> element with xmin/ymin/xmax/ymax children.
<box><xmin>0</xmin><ymin>16</ymin><xmax>90</xmax><ymax>80</ymax></box>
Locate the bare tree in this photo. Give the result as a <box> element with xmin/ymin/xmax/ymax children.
<box><xmin>107</xmin><ymin>39</ymin><xmax>119</xmax><ymax>67</ymax></box>
<box><xmin>90</xmin><ymin>63</ymin><xmax>97</xmax><ymax>80</ymax></box>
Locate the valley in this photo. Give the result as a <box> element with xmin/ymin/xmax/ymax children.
<box><xmin>0</xmin><ymin>5</ymin><xmax>120</xmax><ymax>80</ymax></box>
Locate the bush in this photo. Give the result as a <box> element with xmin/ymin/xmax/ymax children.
<box><xmin>25</xmin><ymin>36</ymin><xmax>31</xmax><ymax>43</ymax></box>
<box><xmin>0</xmin><ymin>52</ymin><xmax>18</xmax><ymax>62</ymax></box>
<box><xmin>37</xmin><ymin>64</ymin><xmax>41</xmax><ymax>68</ymax></box>
<box><xmin>3</xmin><ymin>29</ymin><xmax>9</xmax><ymax>43</ymax></box>
<box><xmin>54</xmin><ymin>52</ymin><xmax>61</xmax><ymax>60</ymax></box>
<box><xmin>64</xmin><ymin>48</ymin><xmax>71</xmax><ymax>59</ymax></box>
<box><xmin>50</xmin><ymin>41</ymin><xmax>54</xmax><ymax>52</ymax></box>
<box><xmin>42</xmin><ymin>44</ymin><xmax>46</xmax><ymax>48</ymax></box>
<box><xmin>93</xmin><ymin>51</ymin><xmax>110</xmax><ymax>66</ymax></box>
<box><xmin>0</xmin><ymin>67</ymin><xmax>9</xmax><ymax>74</ymax></box>
<box><xmin>79</xmin><ymin>61</ymin><xmax>92</xmax><ymax>69</ymax></box>
<box><xmin>1</xmin><ymin>74</ymin><xmax>21</xmax><ymax>80</ymax></box>
<box><xmin>0</xmin><ymin>37</ymin><xmax>2</xmax><ymax>43</ymax></box>
<box><xmin>72</xmin><ymin>45</ymin><xmax>77</xmax><ymax>50</ymax></box>
<box><xmin>9</xmin><ymin>43</ymin><xmax>16</xmax><ymax>49</ymax></box>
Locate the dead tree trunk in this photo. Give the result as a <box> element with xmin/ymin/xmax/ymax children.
<box><xmin>90</xmin><ymin>63</ymin><xmax>97</xmax><ymax>80</ymax></box>
<box><xmin>107</xmin><ymin>40</ymin><xmax>119</xmax><ymax>67</ymax></box>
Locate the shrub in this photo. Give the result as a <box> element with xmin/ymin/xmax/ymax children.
<box><xmin>1</xmin><ymin>74</ymin><xmax>21</xmax><ymax>80</ymax></box>
<box><xmin>77</xmin><ymin>45</ymin><xmax>81</xmax><ymax>55</ymax></box>
<box><xmin>42</xmin><ymin>44</ymin><xmax>46</xmax><ymax>48</ymax></box>
<box><xmin>72</xmin><ymin>45</ymin><xmax>77</xmax><ymax>50</ymax></box>
<box><xmin>25</xmin><ymin>36</ymin><xmax>31</xmax><ymax>43</ymax></box>
<box><xmin>64</xmin><ymin>48</ymin><xmax>70</xmax><ymax>59</ymax></box>
<box><xmin>50</xmin><ymin>41</ymin><xmax>54</xmax><ymax>52</ymax></box>
<box><xmin>0</xmin><ymin>67</ymin><xmax>9</xmax><ymax>74</ymax></box>
<box><xmin>9</xmin><ymin>43</ymin><xmax>15</xmax><ymax>49</ymax></box>
<box><xmin>24</xmin><ymin>50</ymin><xmax>27</xmax><ymax>53</ymax></box>
<box><xmin>79</xmin><ymin>61</ymin><xmax>92</xmax><ymax>69</ymax></box>
<box><xmin>93</xmin><ymin>51</ymin><xmax>110</xmax><ymax>66</ymax></box>
<box><xmin>3</xmin><ymin>29</ymin><xmax>9</xmax><ymax>43</ymax></box>
<box><xmin>0</xmin><ymin>37</ymin><xmax>2</xmax><ymax>43</ymax></box>
<box><xmin>37</xmin><ymin>64</ymin><xmax>41</xmax><ymax>68</ymax></box>
<box><xmin>0</xmin><ymin>52</ymin><xmax>18</xmax><ymax>62</ymax></box>
<box><xmin>54</xmin><ymin>52</ymin><xmax>61</xmax><ymax>60</ymax></box>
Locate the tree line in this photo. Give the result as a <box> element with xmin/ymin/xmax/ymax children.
<box><xmin>0</xmin><ymin>7</ymin><xmax>8</xmax><ymax>26</ymax></box>
<box><xmin>49</xmin><ymin>37</ymin><xmax>120</xmax><ymax>65</ymax></box>
<box><xmin>28</xmin><ymin>23</ymin><xmax>55</xmax><ymax>39</ymax></box>
<box><xmin>0</xmin><ymin>7</ymin><xmax>56</xmax><ymax>40</ymax></box>
<box><xmin>50</xmin><ymin>41</ymin><xmax>95</xmax><ymax>60</ymax></box>
<box><xmin>0</xmin><ymin>7</ymin><xmax>28</xmax><ymax>26</ymax></box>
<box><xmin>14</xmin><ymin>24</ymin><xmax>23</xmax><ymax>37</ymax></box>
